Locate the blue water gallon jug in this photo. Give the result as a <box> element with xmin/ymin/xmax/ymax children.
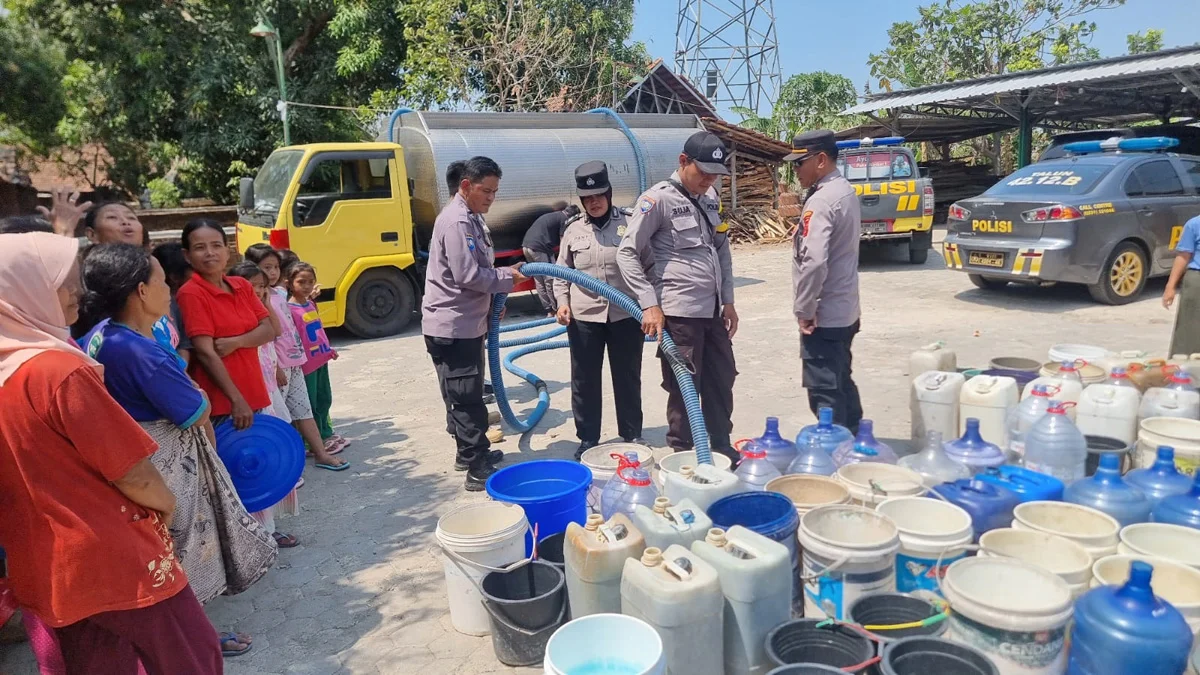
<box><xmin>1067</xmin><ymin>561</ymin><xmax>1193</xmax><ymax>675</ymax></box>
<box><xmin>944</xmin><ymin>418</ymin><xmax>1008</xmax><ymax>472</ymax></box>
<box><xmin>1126</xmin><ymin>446</ymin><xmax>1193</xmax><ymax>504</ymax></box>
<box><xmin>1064</xmin><ymin>453</ymin><xmax>1151</xmax><ymax>527</ymax></box>
<box><xmin>752</xmin><ymin>416</ymin><xmax>799</xmax><ymax>473</ymax></box>
<box><xmin>786</xmin><ymin>433</ymin><xmax>837</xmax><ymax>476</ymax></box>
<box><xmin>932</xmin><ymin>479</ymin><xmax>1020</xmax><ymax>540</ymax></box>
<box><xmin>1152</xmin><ymin>471</ymin><xmax>1200</xmax><ymax>530</ymax></box>
<box><xmin>974</xmin><ymin>465</ymin><xmax>1065</xmax><ymax>502</ymax></box>
<box><xmin>796</xmin><ymin>407</ymin><xmax>854</xmax><ymax>458</ymax></box>
<box><xmin>831</xmin><ymin>419</ymin><xmax>898</xmax><ymax>467</ymax></box>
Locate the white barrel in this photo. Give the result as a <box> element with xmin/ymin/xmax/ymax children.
<box><xmin>765</xmin><ymin>474</ymin><xmax>851</xmax><ymax>518</ymax></box>
<box><xmin>1092</xmin><ymin>554</ymin><xmax>1200</xmax><ymax>636</ymax></box>
<box><xmin>544</xmin><ymin>613</ymin><xmax>665</xmax><ymax>675</ymax></box>
<box><xmin>435</xmin><ymin>502</ymin><xmax>529</xmax><ymax>636</ymax></box>
<box><xmin>911</xmin><ymin>370</ymin><xmax>965</xmax><ymax>442</ymax></box>
<box><xmin>1048</xmin><ymin>343</ymin><xmax>1108</xmax><ymax>365</ymax></box>
<box><xmin>581</xmin><ymin>443</ymin><xmax>655</xmax><ymax>514</ymax></box>
<box><xmin>909</xmin><ymin>342</ymin><xmax>957</xmax><ymax>379</ymax></box>
<box><xmin>1077</xmin><ymin>383</ymin><xmax>1141</xmax><ymax>445</ymax></box>
<box><xmin>979</xmin><ymin>528</ymin><xmax>1093</xmax><ymax>598</ymax></box>
<box><xmin>656</xmin><ymin>450</ymin><xmax>732</xmax><ymax>488</ymax></box>
<box><xmin>1136</xmin><ymin>417</ymin><xmax>1200</xmax><ymax>472</ymax></box>
<box><xmin>943</xmin><ymin>556</ymin><xmax>1073</xmax><ymax>675</ymax></box>
<box><xmin>1012</xmin><ymin>501</ymin><xmax>1120</xmax><ymax>561</ymax></box>
<box><xmin>876</xmin><ymin>497</ymin><xmax>973</xmax><ymax>596</ymax></box>
<box><xmin>1022</xmin><ymin>376</ymin><xmax>1084</xmax><ymax>420</ymax></box>
<box><xmin>835</xmin><ymin>463</ymin><xmax>926</xmax><ymax>508</ymax></box>
<box><xmin>798</xmin><ymin>505</ymin><xmax>900</xmax><ymax>620</ymax></box>
<box><xmin>960</xmin><ymin>375</ymin><xmax>1019</xmax><ymax>446</ymax></box>
<box><xmin>1118</xmin><ymin>522</ymin><xmax>1200</xmax><ymax>569</ymax></box>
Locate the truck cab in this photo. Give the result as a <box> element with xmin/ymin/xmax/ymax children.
<box><xmin>835</xmin><ymin>137</ymin><xmax>935</xmax><ymax>263</ymax></box>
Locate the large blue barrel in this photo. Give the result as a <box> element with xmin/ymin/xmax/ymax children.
<box><xmin>487</xmin><ymin>460</ymin><xmax>591</xmax><ymax>553</ymax></box>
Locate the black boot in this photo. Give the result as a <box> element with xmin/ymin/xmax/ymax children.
<box><xmin>464</xmin><ymin>461</ymin><xmax>498</xmax><ymax>492</ymax></box>
<box><xmin>455</xmin><ymin>450</ymin><xmax>504</xmax><ymax>472</ymax></box>
<box><xmin>574</xmin><ymin>440</ymin><xmax>598</xmax><ymax>462</ymax></box>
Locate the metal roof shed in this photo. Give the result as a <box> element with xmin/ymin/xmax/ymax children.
<box><xmin>842</xmin><ymin>46</ymin><xmax>1200</xmax><ymax>166</ymax></box>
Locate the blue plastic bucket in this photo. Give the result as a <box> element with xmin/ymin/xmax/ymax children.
<box><xmin>708</xmin><ymin>491</ymin><xmax>802</xmax><ymax>612</ymax></box>
<box><xmin>487</xmin><ymin>460</ymin><xmax>591</xmax><ymax>554</ymax></box>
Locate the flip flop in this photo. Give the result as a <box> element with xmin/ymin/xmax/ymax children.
<box><xmin>295</xmin><ymin>477</ymin><xmax>305</xmax><ymax>489</ymax></box>
<box><xmin>220</xmin><ymin>633</ymin><xmax>252</xmax><ymax>658</ymax></box>
<box><xmin>315</xmin><ymin>460</ymin><xmax>350</xmax><ymax>472</ymax></box>
<box><xmin>272</xmin><ymin>532</ymin><xmax>299</xmax><ymax>548</ymax></box>
<box><xmin>332</xmin><ymin>435</ymin><xmax>351</xmax><ymax>449</ymax></box>
<box><xmin>324</xmin><ymin>439</ymin><xmax>346</xmax><ymax>455</ymax></box>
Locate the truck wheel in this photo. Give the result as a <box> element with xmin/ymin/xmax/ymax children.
<box><xmin>969</xmin><ymin>274</ymin><xmax>1008</xmax><ymax>291</ymax></box>
<box><xmin>1088</xmin><ymin>241</ymin><xmax>1147</xmax><ymax>305</ymax></box>
<box><xmin>343</xmin><ymin>268</ymin><xmax>416</xmax><ymax>338</ymax></box>
<box><xmin>908</xmin><ymin>230</ymin><xmax>932</xmax><ymax>264</ymax></box>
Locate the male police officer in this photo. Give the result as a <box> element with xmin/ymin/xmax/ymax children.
<box><xmin>787</xmin><ymin>129</ymin><xmax>864</xmax><ymax>433</ymax></box>
<box><xmin>423</xmin><ymin>156</ymin><xmax>527</xmax><ymax>491</ymax></box>
<box><xmin>617</xmin><ymin>131</ymin><xmax>739</xmax><ymax>464</ymax></box>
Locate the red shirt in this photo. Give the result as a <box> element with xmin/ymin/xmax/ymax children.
<box><xmin>0</xmin><ymin>351</ymin><xmax>188</xmax><ymax>626</ymax></box>
<box><xmin>176</xmin><ymin>274</ymin><xmax>271</xmax><ymax>416</ymax></box>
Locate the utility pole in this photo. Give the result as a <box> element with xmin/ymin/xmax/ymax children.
<box><xmin>675</xmin><ymin>0</ymin><xmax>781</xmax><ymax>116</ymax></box>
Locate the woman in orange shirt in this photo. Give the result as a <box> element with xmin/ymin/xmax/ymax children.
<box><xmin>0</xmin><ymin>232</ymin><xmax>221</xmax><ymax>674</ymax></box>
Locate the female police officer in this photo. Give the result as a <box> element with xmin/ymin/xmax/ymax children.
<box><xmin>553</xmin><ymin>161</ymin><xmax>645</xmax><ymax>460</ymax></box>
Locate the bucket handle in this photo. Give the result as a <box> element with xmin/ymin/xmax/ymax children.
<box><xmin>799</xmin><ymin>554</ymin><xmax>850</xmax><ymax>581</ymax></box>
<box><xmin>438</xmin><ymin>521</ymin><xmax>536</xmax><ymax>579</ymax></box>
<box><xmin>481</xmin><ymin>593</ymin><xmax>568</xmax><ymax>638</ymax></box>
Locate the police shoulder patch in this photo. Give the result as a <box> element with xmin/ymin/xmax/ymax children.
<box><xmin>802</xmin><ymin>210</ymin><xmax>814</xmax><ymax>238</ymax></box>
<box><xmin>465</xmin><ymin>234</ymin><xmax>476</xmax><ymax>251</ymax></box>
<box><xmin>638</xmin><ymin>197</ymin><xmax>656</xmax><ymax>214</ymax></box>
<box><xmin>715</xmin><ymin>222</ymin><xmax>730</xmax><ymax>234</ymax></box>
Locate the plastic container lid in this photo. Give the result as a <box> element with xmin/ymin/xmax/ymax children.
<box><xmin>974</xmin><ymin>465</ymin><xmax>1065</xmax><ymax>503</ymax></box>
<box><xmin>1064</xmin><ymin>454</ymin><xmax>1151</xmax><ymax>527</ymax></box>
<box><xmin>944</xmin><ymin>419</ymin><xmax>1007</xmax><ymax>470</ymax></box>
<box><xmin>1126</xmin><ymin>446</ymin><xmax>1193</xmax><ymax>502</ymax></box>
<box><xmin>214</xmin><ymin>414</ymin><xmax>307</xmax><ymax>513</ymax></box>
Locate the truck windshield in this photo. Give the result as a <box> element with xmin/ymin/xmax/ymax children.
<box><xmin>985</xmin><ymin>164</ymin><xmax>1112</xmax><ymax>196</ymax></box>
<box><xmin>253</xmin><ymin>150</ymin><xmax>303</xmax><ymax>213</ymax></box>
<box><xmin>838</xmin><ymin>151</ymin><xmax>913</xmax><ymax>181</ymax></box>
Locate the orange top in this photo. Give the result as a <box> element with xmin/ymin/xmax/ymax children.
<box><xmin>0</xmin><ymin>351</ymin><xmax>187</xmax><ymax>626</ymax></box>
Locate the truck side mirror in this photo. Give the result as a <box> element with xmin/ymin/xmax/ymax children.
<box><xmin>239</xmin><ymin>177</ymin><xmax>255</xmax><ymax>212</ymax></box>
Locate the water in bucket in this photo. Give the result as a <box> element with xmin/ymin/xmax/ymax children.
<box><xmin>564</xmin><ymin>513</ymin><xmax>646</xmax><ymax>618</ymax></box>
<box><xmin>544</xmin><ymin>613</ymin><xmax>665</xmax><ymax>675</ymax></box>
<box><xmin>832</xmin><ymin>420</ymin><xmax>898</xmax><ymax>467</ymax></box>
<box><xmin>898</xmin><ymin>431</ymin><xmax>970</xmax><ymax>488</ymax></box>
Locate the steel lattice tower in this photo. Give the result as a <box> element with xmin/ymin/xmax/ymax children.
<box><xmin>675</xmin><ymin>0</ymin><xmax>782</xmax><ymax>115</ymax></box>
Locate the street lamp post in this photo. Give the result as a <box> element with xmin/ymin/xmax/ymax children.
<box><xmin>251</xmin><ymin>17</ymin><xmax>290</xmax><ymax>146</ymax></box>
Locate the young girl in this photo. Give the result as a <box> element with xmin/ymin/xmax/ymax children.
<box><xmin>284</xmin><ymin>262</ymin><xmax>342</xmax><ymax>451</ymax></box>
<box><xmin>243</xmin><ymin>245</ymin><xmax>348</xmax><ymax>471</ymax></box>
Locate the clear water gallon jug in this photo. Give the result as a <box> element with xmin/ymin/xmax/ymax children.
<box><xmin>601</xmin><ymin>461</ymin><xmax>659</xmax><ymax>520</ymax></box>
<box><xmin>909</xmin><ymin>341</ymin><xmax>957</xmax><ymax>378</ymax></box>
<box><xmin>1008</xmin><ymin>384</ymin><xmax>1055</xmax><ymax>459</ymax></box>
<box><xmin>1126</xmin><ymin>446</ymin><xmax>1192</xmax><ymax>504</ymax></box>
<box><xmin>1151</xmin><ymin>472</ymin><xmax>1200</xmax><ymax>530</ymax></box>
<box><xmin>796</xmin><ymin>407</ymin><xmax>854</xmax><ymax>458</ymax></box>
<box><xmin>734</xmin><ymin>445</ymin><xmax>782</xmax><ymax>491</ymax></box>
<box><xmin>1064</xmin><ymin>453</ymin><xmax>1151</xmax><ymax>527</ymax></box>
<box><xmin>1106</xmin><ymin>366</ymin><xmax>1140</xmax><ymax>389</ymax></box>
<box><xmin>1067</xmin><ymin>561</ymin><xmax>1193</xmax><ymax>675</ymax></box>
<box><xmin>1023</xmin><ymin>401</ymin><xmax>1088</xmax><ymax>483</ymax></box>
<box><xmin>786</xmin><ymin>434</ymin><xmax>838</xmax><ymax>476</ymax></box>
<box><xmin>831</xmin><ymin>419</ymin><xmax>898</xmax><ymax>467</ymax></box>
<box><xmin>1140</xmin><ymin>372</ymin><xmax>1200</xmax><ymax>421</ymax></box>
<box><xmin>944</xmin><ymin>418</ymin><xmax>1008</xmax><ymax>472</ymax></box>
<box><xmin>899</xmin><ymin>430</ymin><xmax>971</xmax><ymax>488</ymax></box>
<box><xmin>750</xmin><ymin>417</ymin><xmax>798</xmax><ymax>473</ymax></box>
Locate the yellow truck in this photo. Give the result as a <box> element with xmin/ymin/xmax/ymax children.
<box><xmin>235</xmin><ymin>110</ymin><xmax>703</xmax><ymax>337</ymax></box>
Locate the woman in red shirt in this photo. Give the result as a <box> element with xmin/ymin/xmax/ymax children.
<box><xmin>0</xmin><ymin>231</ymin><xmax>221</xmax><ymax>674</ymax></box>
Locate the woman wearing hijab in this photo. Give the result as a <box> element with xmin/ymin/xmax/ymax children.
<box><xmin>553</xmin><ymin>161</ymin><xmax>646</xmax><ymax>460</ymax></box>
<box><xmin>0</xmin><ymin>232</ymin><xmax>222</xmax><ymax>673</ymax></box>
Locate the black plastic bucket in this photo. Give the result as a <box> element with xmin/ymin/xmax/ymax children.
<box><xmin>847</xmin><ymin>593</ymin><xmax>946</xmax><ymax>642</ymax></box>
<box><xmin>536</xmin><ymin>531</ymin><xmax>566</xmax><ymax>572</ymax></box>
<box><xmin>767</xmin><ymin>665</ymin><xmax>846</xmax><ymax>674</ymax></box>
<box><xmin>881</xmin><ymin>636</ymin><xmax>999</xmax><ymax>675</ymax></box>
<box><xmin>766</xmin><ymin>619</ymin><xmax>877</xmax><ymax>673</ymax></box>
<box><xmin>480</xmin><ymin>560</ymin><xmax>566</xmax><ymax>666</ymax></box>
<box><xmin>1084</xmin><ymin>436</ymin><xmax>1131</xmax><ymax>476</ymax></box>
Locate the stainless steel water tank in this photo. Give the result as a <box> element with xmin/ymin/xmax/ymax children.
<box><xmin>387</xmin><ymin>111</ymin><xmax>703</xmax><ymax>251</ymax></box>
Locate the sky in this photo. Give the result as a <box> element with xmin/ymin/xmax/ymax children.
<box><xmin>630</xmin><ymin>0</ymin><xmax>1200</xmax><ymax>118</ymax></box>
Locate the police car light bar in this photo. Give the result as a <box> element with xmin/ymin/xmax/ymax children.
<box><xmin>1061</xmin><ymin>136</ymin><xmax>1180</xmax><ymax>155</ymax></box>
<box><xmin>836</xmin><ymin>136</ymin><xmax>906</xmax><ymax>149</ymax></box>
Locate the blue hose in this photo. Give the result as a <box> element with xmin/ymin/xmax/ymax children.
<box><xmin>587</xmin><ymin>108</ymin><xmax>648</xmax><ymax>194</ymax></box>
<box><xmin>386</xmin><ymin>107</ymin><xmax>414</xmax><ymax>143</ymax></box>
<box><xmin>486</xmin><ymin>262</ymin><xmax>712</xmax><ymax>465</ymax></box>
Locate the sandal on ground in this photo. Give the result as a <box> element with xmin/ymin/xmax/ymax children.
<box><xmin>314</xmin><ymin>460</ymin><xmax>350</xmax><ymax>472</ymax></box>
<box><xmin>323</xmin><ymin>439</ymin><xmax>345</xmax><ymax>455</ymax></box>
<box><xmin>220</xmin><ymin>633</ymin><xmax>252</xmax><ymax>657</ymax></box>
<box><xmin>295</xmin><ymin>477</ymin><xmax>305</xmax><ymax>489</ymax></box>
<box><xmin>331</xmin><ymin>434</ymin><xmax>351</xmax><ymax>449</ymax></box>
<box><xmin>272</xmin><ymin>531</ymin><xmax>299</xmax><ymax>548</ymax></box>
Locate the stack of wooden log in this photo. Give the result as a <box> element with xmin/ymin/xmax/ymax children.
<box><xmin>724</xmin><ymin>207</ymin><xmax>792</xmax><ymax>244</ymax></box>
<box><xmin>922</xmin><ymin>159</ymin><xmax>1001</xmax><ymax>222</ymax></box>
<box><xmin>721</xmin><ymin>157</ymin><xmax>778</xmax><ymax>211</ymax></box>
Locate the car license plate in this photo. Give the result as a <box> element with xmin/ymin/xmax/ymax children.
<box><xmin>969</xmin><ymin>251</ymin><xmax>1006</xmax><ymax>268</ymax></box>
<box><xmin>862</xmin><ymin>221</ymin><xmax>889</xmax><ymax>234</ymax></box>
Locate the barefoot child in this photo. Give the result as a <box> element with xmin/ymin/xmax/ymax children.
<box><xmin>283</xmin><ymin>262</ymin><xmax>343</xmax><ymax>454</ymax></box>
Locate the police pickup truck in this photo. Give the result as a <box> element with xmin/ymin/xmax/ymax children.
<box><xmin>836</xmin><ymin>137</ymin><xmax>935</xmax><ymax>263</ymax></box>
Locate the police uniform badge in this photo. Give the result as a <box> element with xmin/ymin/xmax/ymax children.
<box><xmin>639</xmin><ymin>197</ymin><xmax>656</xmax><ymax>214</ymax></box>
<box><xmin>617</xmin><ymin>225</ymin><xmax>627</xmax><ymax>237</ymax></box>
<box><xmin>465</xmin><ymin>234</ymin><xmax>476</xmax><ymax>251</ymax></box>
<box><xmin>802</xmin><ymin>210</ymin><xmax>813</xmax><ymax>238</ymax></box>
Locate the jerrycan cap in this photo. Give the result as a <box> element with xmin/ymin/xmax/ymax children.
<box><xmin>737</xmin><ymin>441</ymin><xmax>767</xmax><ymax>460</ymax></box>
<box><xmin>1061</xmin><ymin>360</ymin><xmax>1084</xmax><ymax>372</ymax></box>
<box><xmin>1110</xmin><ymin>367</ymin><xmax>1130</xmax><ymax>379</ymax></box>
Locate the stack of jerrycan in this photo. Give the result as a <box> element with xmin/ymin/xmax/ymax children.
<box><xmin>1077</xmin><ymin>381</ymin><xmax>1141</xmax><ymax>447</ymax></box>
<box><xmin>691</xmin><ymin>527</ymin><xmax>792</xmax><ymax>675</ymax></box>
<box><xmin>748</xmin><ymin>417</ymin><xmax>798</xmax><ymax>473</ymax></box>
<box><xmin>1064</xmin><ymin>454</ymin><xmax>1152</xmax><ymax>527</ymax></box>
<box><xmin>1023</xmin><ymin>400</ymin><xmax>1088</xmax><ymax>483</ymax></box>
<box><xmin>1140</xmin><ymin>371</ymin><xmax>1200</xmax><ymax>422</ymax></box>
<box><xmin>621</xmin><ymin>545</ymin><xmax>723</xmax><ymax>675</ymax></box>
<box><xmin>663</xmin><ymin>463</ymin><xmax>743</xmax><ymax>512</ymax></box>
<box><xmin>960</xmin><ymin>375</ymin><xmax>1019</xmax><ymax>447</ymax></box>
<box><xmin>631</xmin><ymin>496</ymin><xmax>713</xmax><ymax>551</ymax></box>
<box><xmin>1023</xmin><ymin>361</ymin><xmax>1085</xmax><ymax>420</ymax></box>
<box><xmin>564</xmin><ymin>513</ymin><xmax>645</xmax><ymax>618</ymax></box>
<box><xmin>1008</xmin><ymin>383</ymin><xmax>1056</xmax><ymax>460</ymax></box>
<box><xmin>911</xmin><ymin>370</ymin><xmax>966</xmax><ymax>442</ymax></box>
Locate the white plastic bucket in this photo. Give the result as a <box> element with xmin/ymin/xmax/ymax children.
<box><xmin>1092</xmin><ymin>554</ymin><xmax>1200</xmax><ymax>635</ymax></box>
<box><xmin>978</xmin><ymin>528</ymin><xmax>1093</xmax><ymax>598</ymax></box>
<box><xmin>765</xmin><ymin>474</ymin><xmax>851</xmax><ymax>517</ymax></box>
<box><xmin>835</xmin><ymin>463</ymin><xmax>926</xmax><ymax>508</ymax></box>
<box><xmin>1012</xmin><ymin>501</ymin><xmax>1120</xmax><ymax>561</ymax></box>
<box><xmin>1136</xmin><ymin>417</ymin><xmax>1200</xmax><ymax>474</ymax></box>
<box><xmin>435</xmin><ymin>502</ymin><xmax>529</xmax><ymax>636</ymax></box>
<box><xmin>655</xmin><ymin>450</ymin><xmax>731</xmax><ymax>488</ymax></box>
<box><xmin>797</xmin><ymin>505</ymin><xmax>900</xmax><ymax>620</ymax></box>
<box><xmin>581</xmin><ymin>444</ymin><xmax>655</xmax><ymax>513</ymax></box>
<box><xmin>1048</xmin><ymin>343</ymin><xmax>1108</xmax><ymax>365</ymax></box>
<box><xmin>943</xmin><ymin>556</ymin><xmax>1073</xmax><ymax>675</ymax></box>
<box><xmin>876</xmin><ymin>497</ymin><xmax>973</xmax><ymax>596</ymax></box>
<box><xmin>544</xmin><ymin>613</ymin><xmax>665</xmax><ymax>675</ymax></box>
<box><xmin>1118</xmin><ymin>523</ymin><xmax>1200</xmax><ymax>569</ymax></box>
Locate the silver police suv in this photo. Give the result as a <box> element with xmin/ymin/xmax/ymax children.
<box><xmin>942</xmin><ymin>136</ymin><xmax>1200</xmax><ymax>304</ymax></box>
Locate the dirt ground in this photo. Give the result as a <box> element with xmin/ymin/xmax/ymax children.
<box><xmin>0</xmin><ymin>234</ymin><xmax>1177</xmax><ymax>674</ymax></box>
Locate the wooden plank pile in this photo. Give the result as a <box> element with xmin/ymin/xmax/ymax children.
<box><xmin>724</xmin><ymin>206</ymin><xmax>792</xmax><ymax>244</ymax></box>
<box><xmin>722</xmin><ymin>158</ymin><xmax>778</xmax><ymax>211</ymax></box>
<box><xmin>922</xmin><ymin>160</ymin><xmax>1001</xmax><ymax>221</ymax></box>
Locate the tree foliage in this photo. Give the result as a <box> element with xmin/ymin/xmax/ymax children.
<box><xmin>0</xmin><ymin>15</ymin><xmax>67</xmax><ymax>153</ymax></box>
<box><xmin>731</xmin><ymin>71</ymin><xmax>862</xmax><ymax>141</ymax></box>
<box><xmin>1126</xmin><ymin>29</ymin><xmax>1164</xmax><ymax>55</ymax></box>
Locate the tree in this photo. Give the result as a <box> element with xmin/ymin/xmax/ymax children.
<box><xmin>731</xmin><ymin>72</ymin><xmax>862</xmax><ymax>141</ymax></box>
<box><xmin>1127</xmin><ymin>29</ymin><xmax>1164</xmax><ymax>55</ymax></box>
<box><xmin>0</xmin><ymin>15</ymin><xmax>67</xmax><ymax>154</ymax></box>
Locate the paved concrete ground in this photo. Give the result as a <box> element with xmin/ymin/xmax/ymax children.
<box><xmin>0</xmin><ymin>236</ymin><xmax>1177</xmax><ymax>674</ymax></box>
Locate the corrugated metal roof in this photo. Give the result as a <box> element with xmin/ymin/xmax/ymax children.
<box><xmin>844</xmin><ymin>45</ymin><xmax>1200</xmax><ymax>115</ymax></box>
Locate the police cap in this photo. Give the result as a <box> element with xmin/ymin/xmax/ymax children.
<box><xmin>574</xmin><ymin>160</ymin><xmax>611</xmax><ymax>197</ymax></box>
<box><xmin>683</xmin><ymin>131</ymin><xmax>731</xmax><ymax>176</ymax></box>
<box><xmin>785</xmin><ymin>129</ymin><xmax>839</xmax><ymax>162</ymax></box>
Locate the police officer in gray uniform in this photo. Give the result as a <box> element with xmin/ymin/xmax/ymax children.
<box><xmin>617</xmin><ymin>131</ymin><xmax>739</xmax><ymax>464</ymax></box>
<box><xmin>787</xmin><ymin>129</ymin><xmax>864</xmax><ymax>433</ymax></box>
<box><xmin>423</xmin><ymin>156</ymin><xmax>528</xmax><ymax>491</ymax></box>
<box><xmin>554</xmin><ymin>161</ymin><xmax>646</xmax><ymax>459</ymax></box>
